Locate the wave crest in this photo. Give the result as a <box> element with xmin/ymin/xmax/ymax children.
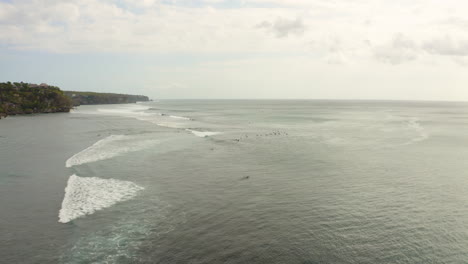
<box><xmin>65</xmin><ymin>135</ymin><xmax>160</xmax><ymax>168</ymax></box>
<box><xmin>186</xmin><ymin>129</ymin><xmax>221</xmax><ymax>137</ymax></box>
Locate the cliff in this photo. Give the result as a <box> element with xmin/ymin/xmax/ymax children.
<box><xmin>0</xmin><ymin>82</ymin><xmax>73</xmax><ymax>119</ymax></box>
<box><xmin>64</xmin><ymin>91</ymin><xmax>149</xmax><ymax>106</ymax></box>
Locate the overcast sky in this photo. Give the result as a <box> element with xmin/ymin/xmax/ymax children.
<box><xmin>1</xmin><ymin>0</ymin><xmax>468</xmax><ymax>100</ymax></box>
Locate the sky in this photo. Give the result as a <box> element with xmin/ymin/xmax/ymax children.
<box><xmin>1</xmin><ymin>0</ymin><xmax>468</xmax><ymax>100</ymax></box>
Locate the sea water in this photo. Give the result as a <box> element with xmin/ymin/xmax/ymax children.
<box><xmin>1</xmin><ymin>100</ymin><xmax>468</xmax><ymax>263</ymax></box>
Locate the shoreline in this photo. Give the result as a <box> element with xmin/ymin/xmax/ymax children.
<box><xmin>0</xmin><ymin>102</ymin><xmax>149</xmax><ymax>119</ymax></box>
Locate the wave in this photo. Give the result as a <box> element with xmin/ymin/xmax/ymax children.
<box><xmin>96</xmin><ymin>106</ymin><xmax>192</xmax><ymax>122</ymax></box>
<box><xmin>169</xmin><ymin>115</ymin><xmax>191</xmax><ymax>120</ymax></box>
<box><xmin>155</xmin><ymin>122</ymin><xmax>187</xmax><ymax>129</ymax></box>
<box><xmin>59</xmin><ymin>174</ymin><xmax>144</xmax><ymax>223</ymax></box>
<box><xmin>186</xmin><ymin>129</ymin><xmax>221</xmax><ymax>138</ymax></box>
<box><xmin>402</xmin><ymin>118</ymin><xmax>429</xmax><ymax>145</ymax></box>
<box><xmin>90</xmin><ymin>106</ymin><xmax>195</xmax><ymax>129</ymax></box>
<box><xmin>74</xmin><ymin>105</ymin><xmax>220</xmax><ymax>137</ymax></box>
<box><xmin>314</xmin><ymin>116</ymin><xmax>430</xmax><ymax>148</ymax></box>
<box><xmin>66</xmin><ymin>135</ymin><xmax>159</xmax><ymax>168</ymax></box>
<box><xmin>97</xmin><ymin>105</ymin><xmax>153</xmax><ymax>118</ymax></box>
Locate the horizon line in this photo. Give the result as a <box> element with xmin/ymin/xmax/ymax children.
<box><xmin>148</xmin><ymin>98</ymin><xmax>468</xmax><ymax>103</ymax></box>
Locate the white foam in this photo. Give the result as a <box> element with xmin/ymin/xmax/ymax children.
<box><xmin>186</xmin><ymin>129</ymin><xmax>221</xmax><ymax>137</ymax></box>
<box><xmin>73</xmin><ymin>104</ymin><xmax>152</xmax><ymax>119</ymax></box>
<box><xmin>97</xmin><ymin>105</ymin><xmax>152</xmax><ymax>118</ymax></box>
<box><xmin>80</xmin><ymin>106</ymin><xmax>195</xmax><ymax>130</ymax></box>
<box><xmin>66</xmin><ymin>135</ymin><xmax>159</xmax><ymax>167</ymax></box>
<box><xmin>169</xmin><ymin>115</ymin><xmax>191</xmax><ymax>120</ymax></box>
<box><xmin>73</xmin><ymin>105</ymin><xmax>203</xmax><ymax>132</ymax></box>
<box><xmin>59</xmin><ymin>174</ymin><xmax>144</xmax><ymax>223</ymax></box>
<box><xmin>155</xmin><ymin>122</ymin><xmax>186</xmax><ymax>129</ymax></box>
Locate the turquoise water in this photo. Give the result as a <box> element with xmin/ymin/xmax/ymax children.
<box><xmin>1</xmin><ymin>100</ymin><xmax>468</xmax><ymax>263</ymax></box>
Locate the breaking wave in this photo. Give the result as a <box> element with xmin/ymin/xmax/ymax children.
<box><xmin>74</xmin><ymin>104</ymin><xmax>223</xmax><ymax>138</ymax></box>
<box><xmin>66</xmin><ymin>135</ymin><xmax>160</xmax><ymax>168</ymax></box>
<box><xmin>155</xmin><ymin>122</ymin><xmax>187</xmax><ymax>129</ymax></box>
<box><xmin>95</xmin><ymin>106</ymin><xmax>194</xmax><ymax>129</ymax></box>
<box><xmin>59</xmin><ymin>174</ymin><xmax>144</xmax><ymax>223</ymax></box>
<box><xmin>169</xmin><ymin>115</ymin><xmax>191</xmax><ymax>120</ymax></box>
<box><xmin>186</xmin><ymin>129</ymin><xmax>221</xmax><ymax>138</ymax></box>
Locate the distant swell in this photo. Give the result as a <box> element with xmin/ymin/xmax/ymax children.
<box><xmin>66</xmin><ymin>135</ymin><xmax>159</xmax><ymax>167</ymax></box>
<box><xmin>403</xmin><ymin>118</ymin><xmax>429</xmax><ymax>145</ymax></box>
<box><xmin>59</xmin><ymin>174</ymin><xmax>144</xmax><ymax>223</ymax></box>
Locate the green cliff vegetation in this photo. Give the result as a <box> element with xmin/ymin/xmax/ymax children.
<box><xmin>0</xmin><ymin>82</ymin><xmax>72</xmax><ymax>119</ymax></box>
<box><xmin>64</xmin><ymin>91</ymin><xmax>149</xmax><ymax>106</ymax></box>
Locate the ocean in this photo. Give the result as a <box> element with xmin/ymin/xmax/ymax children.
<box><xmin>1</xmin><ymin>100</ymin><xmax>468</xmax><ymax>263</ymax></box>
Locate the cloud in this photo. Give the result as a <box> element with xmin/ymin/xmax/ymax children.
<box><xmin>423</xmin><ymin>36</ymin><xmax>468</xmax><ymax>56</ymax></box>
<box><xmin>0</xmin><ymin>0</ymin><xmax>307</xmax><ymax>53</ymax></box>
<box><xmin>256</xmin><ymin>17</ymin><xmax>306</xmax><ymax>38</ymax></box>
<box><xmin>1</xmin><ymin>0</ymin><xmax>468</xmax><ymax>69</ymax></box>
<box><xmin>5</xmin><ymin>0</ymin><xmax>468</xmax><ymax>101</ymax></box>
<box><xmin>162</xmin><ymin>82</ymin><xmax>188</xmax><ymax>90</ymax></box>
<box><xmin>309</xmin><ymin>37</ymin><xmax>353</xmax><ymax>65</ymax></box>
<box><xmin>371</xmin><ymin>33</ymin><xmax>468</xmax><ymax>65</ymax></box>
<box><xmin>373</xmin><ymin>33</ymin><xmax>419</xmax><ymax>64</ymax></box>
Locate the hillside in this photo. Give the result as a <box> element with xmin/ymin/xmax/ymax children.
<box><xmin>64</xmin><ymin>91</ymin><xmax>149</xmax><ymax>106</ymax></box>
<box><xmin>0</xmin><ymin>82</ymin><xmax>72</xmax><ymax>118</ymax></box>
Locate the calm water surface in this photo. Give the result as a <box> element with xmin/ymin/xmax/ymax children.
<box><xmin>1</xmin><ymin>100</ymin><xmax>468</xmax><ymax>263</ymax></box>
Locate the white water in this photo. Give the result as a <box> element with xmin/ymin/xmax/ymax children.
<box><xmin>169</xmin><ymin>115</ymin><xmax>191</xmax><ymax>120</ymax></box>
<box><xmin>66</xmin><ymin>135</ymin><xmax>160</xmax><ymax>168</ymax></box>
<box><xmin>155</xmin><ymin>122</ymin><xmax>187</xmax><ymax>129</ymax></box>
<box><xmin>59</xmin><ymin>174</ymin><xmax>144</xmax><ymax>223</ymax></box>
<box><xmin>186</xmin><ymin>129</ymin><xmax>221</xmax><ymax>137</ymax></box>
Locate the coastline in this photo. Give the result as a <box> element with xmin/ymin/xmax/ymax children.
<box><xmin>0</xmin><ymin>82</ymin><xmax>149</xmax><ymax>120</ymax></box>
